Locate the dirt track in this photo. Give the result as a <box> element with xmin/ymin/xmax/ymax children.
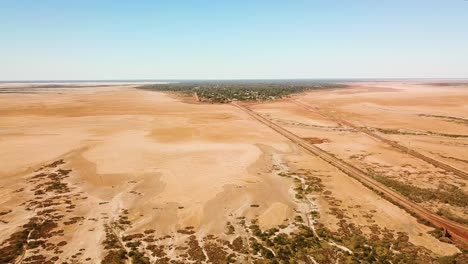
<box><xmin>290</xmin><ymin>99</ymin><xmax>468</xmax><ymax>181</ymax></box>
<box><xmin>232</xmin><ymin>102</ymin><xmax>468</xmax><ymax>248</ymax></box>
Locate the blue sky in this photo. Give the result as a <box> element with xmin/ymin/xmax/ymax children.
<box><xmin>1</xmin><ymin>0</ymin><xmax>467</xmax><ymax>80</ymax></box>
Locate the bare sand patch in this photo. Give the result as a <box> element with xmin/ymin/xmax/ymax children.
<box><xmin>0</xmin><ymin>86</ymin><xmax>299</xmax><ymax>262</ymax></box>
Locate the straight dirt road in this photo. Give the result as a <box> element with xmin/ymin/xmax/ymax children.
<box><xmin>232</xmin><ymin>101</ymin><xmax>468</xmax><ymax>248</ymax></box>
<box><xmin>290</xmin><ymin>99</ymin><xmax>468</xmax><ymax>181</ymax></box>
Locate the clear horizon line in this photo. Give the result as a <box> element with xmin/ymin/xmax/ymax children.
<box><xmin>1</xmin><ymin>77</ymin><xmax>468</xmax><ymax>83</ymax></box>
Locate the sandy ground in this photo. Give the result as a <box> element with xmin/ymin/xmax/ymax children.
<box><xmin>0</xmin><ymin>82</ymin><xmax>465</xmax><ymax>262</ymax></box>
<box><xmin>0</xmin><ymin>86</ymin><xmax>297</xmax><ymax>262</ymax></box>
<box><xmin>298</xmin><ymin>81</ymin><xmax>468</xmax><ymax>172</ymax></box>
<box><xmin>251</xmin><ymin>81</ymin><xmax>468</xmax><ymax>239</ymax></box>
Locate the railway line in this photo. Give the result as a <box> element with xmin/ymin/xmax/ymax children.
<box><xmin>290</xmin><ymin>99</ymin><xmax>468</xmax><ymax>181</ymax></box>
<box><xmin>232</xmin><ymin>102</ymin><xmax>468</xmax><ymax>248</ymax></box>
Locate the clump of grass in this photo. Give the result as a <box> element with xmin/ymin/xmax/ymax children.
<box><xmin>103</xmin><ymin>225</ymin><xmax>122</xmax><ymax>250</ymax></box>
<box><xmin>129</xmin><ymin>250</ymin><xmax>150</xmax><ymax>264</ymax></box>
<box><xmin>225</xmin><ymin>222</ymin><xmax>235</xmax><ymax>235</ymax></box>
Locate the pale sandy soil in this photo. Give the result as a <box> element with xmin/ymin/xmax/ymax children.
<box><xmin>251</xmin><ymin>81</ymin><xmax>468</xmax><ymax>234</ymax></box>
<box><xmin>0</xmin><ymin>82</ymin><xmax>464</xmax><ymax>263</ymax></box>
<box><xmin>286</xmin><ymin>153</ymin><xmax>458</xmax><ymax>256</ymax></box>
<box><xmin>0</xmin><ymin>86</ymin><xmax>297</xmax><ymax>262</ymax></box>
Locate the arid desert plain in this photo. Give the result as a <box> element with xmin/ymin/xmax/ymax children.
<box><xmin>0</xmin><ymin>81</ymin><xmax>467</xmax><ymax>263</ymax></box>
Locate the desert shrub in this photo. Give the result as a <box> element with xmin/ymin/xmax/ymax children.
<box><xmin>373</xmin><ymin>175</ymin><xmax>468</xmax><ymax>208</ymax></box>
<box><xmin>101</xmin><ymin>250</ymin><xmax>127</xmax><ymax>264</ymax></box>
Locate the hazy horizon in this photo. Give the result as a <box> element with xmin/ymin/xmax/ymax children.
<box><xmin>2</xmin><ymin>77</ymin><xmax>468</xmax><ymax>83</ymax></box>
<box><xmin>2</xmin><ymin>1</ymin><xmax>468</xmax><ymax>80</ymax></box>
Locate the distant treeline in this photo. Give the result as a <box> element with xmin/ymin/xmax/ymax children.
<box><xmin>138</xmin><ymin>81</ymin><xmax>347</xmax><ymax>103</ymax></box>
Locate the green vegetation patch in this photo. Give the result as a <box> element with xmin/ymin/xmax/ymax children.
<box><xmin>246</xmin><ymin>221</ymin><xmax>444</xmax><ymax>263</ymax></box>
<box><xmin>373</xmin><ymin>175</ymin><xmax>468</xmax><ymax>208</ymax></box>
<box><xmin>138</xmin><ymin>80</ymin><xmax>346</xmax><ymax>103</ymax></box>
